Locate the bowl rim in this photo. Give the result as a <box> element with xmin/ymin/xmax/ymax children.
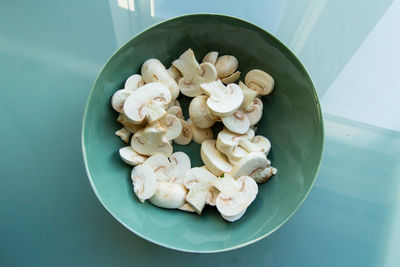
<box><xmin>81</xmin><ymin>13</ymin><xmax>324</xmax><ymax>253</ymax></box>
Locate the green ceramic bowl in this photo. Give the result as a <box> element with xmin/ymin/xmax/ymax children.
<box><xmin>82</xmin><ymin>14</ymin><xmax>323</xmax><ymax>253</ymax></box>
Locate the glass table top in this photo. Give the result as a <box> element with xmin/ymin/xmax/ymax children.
<box><xmin>1</xmin><ymin>0</ymin><xmax>400</xmax><ymax>266</ymax></box>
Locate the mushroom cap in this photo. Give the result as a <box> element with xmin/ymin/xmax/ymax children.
<box><xmin>201</xmin><ymin>80</ymin><xmax>244</xmax><ymax>117</ymax></box>
<box><xmin>149</xmin><ymin>182</ymin><xmax>187</xmax><ymax>209</ymax></box>
<box><xmin>141</xmin><ymin>59</ymin><xmax>180</xmax><ymax>99</ymax></box>
<box><xmin>187</xmin><ymin>119</ymin><xmax>213</xmax><ymax>144</ymax></box>
<box><xmin>202</xmin><ymin>51</ymin><xmax>218</xmax><ymax>65</ymax></box>
<box><xmin>221</xmin><ymin>110</ymin><xmax>250</xmax><ymax>134</ymax></box>
<box><xmin>131</xmin><ymin>123</ymin><xmax>173</xmax><ymax>157</ymax></box>
<box><xmin>166</xmin><ymin>65</ymin><xmax>182</xmax><ymax>83</ymax></box>
<box><xmin>167</xmin><ymin>152</ymin><xmax>191</xmax><ymax>183</ymax></box>
<box><xmin>131</xmin><ymin>164</ymin><xmax>158</xmax><ymax>202</ymax></box>
<box><xmin>221</xmin><ymin>208</ymin><xmax>247</xmax><ymax>222</ymax></box>
<box><xmin>189</xmin><ymin>95</ymin><xmax>217</xmax><ymax>129</ymax></box>
<box><xmin>166</xmin><ymin>105</ymin><xmax>184</xmax><ymax>120</ymax></box>
<box><xmin>215</xmin><ymin>55</ymin><xmax>238</xmax><ymax>78</ymax></box>
<box><xmin>214</xmin><ymin>175</ymin><xmax>258</xmax><ymax>216</ymax></box>
<box><xmin>143</xmin><ymin>154</ymin><xmax>171</xmax><ymax>182</ymax></box>
<box><xmin>200</xmin><ymin>139</ymin><xmax>232</xmax><ymax>176</ymax></box>
<box><xmin>111</xmin><ymin>89</ymin><xmax>130</xmax><ymax>113</ymax></box>
<box><xmin>160</xmin><ymin>114</ymin><xmax>182</xmax><ymax>140</ymax></box>
<box><xmin>184</xmin><ymin>167</ymin><xmax>217</xmax><ymax>189</ymax></box>
<box><xmin>123</xmin><ymin>82</ymin><xmax>171</xmax><ymax>124</ymax></box>
<box><xmin>244</xmin><ymin>98</ymin><xmax>263</xmax><ymax>126</ymax></box>
<box><xmin>229</xmin><ymin>152</ymin><xmax>269</xmax><ymax>179</ymax></box>
<box><xmin>245</xmin><ymin>69</ymin><xmax>274</xmax><ymax>96</ymax></box>
<box><xmin>173</xmin><ymin>119</ymin><xmax>192</xmax><ymax>145</ymax></box>
<box><xmin>251</xmin><ymin>135</ymin><xmax>271</xmax><ymax>155</ymax></box>
<box><xmin>221</xmin><ymin>71</ymin><xmax>240</xmax><ymax>84</ymax></box>
<box><xmin>119</xmin><ymin>146</ymin><xmax>147</xmax><ymax>166</ymax></box>
<box><xmin>124</xmin><ymin>74</ymin><xmax>144</xmax><ymax>92</ymax></box>
<box><xmin>117</xmin><ymin>114</ymin><xmax>144</xmax><ymax>134</ymax></box>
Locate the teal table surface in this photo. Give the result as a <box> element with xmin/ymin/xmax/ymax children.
<box><xmin>1</xmin><ymin>0</ymin><xmax>400</xmax><ymax>266</ymax></box>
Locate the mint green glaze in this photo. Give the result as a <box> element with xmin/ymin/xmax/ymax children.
<box><xmin>82</xmin><ymin>14</ymin><xmax>323</xmax><ymax>252</ymax></box>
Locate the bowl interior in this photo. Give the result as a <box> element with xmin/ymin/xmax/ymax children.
<box><xmin>82</xmin><ymin>14</ymin><xmax>323</xmax><ymax>252</ymax></box>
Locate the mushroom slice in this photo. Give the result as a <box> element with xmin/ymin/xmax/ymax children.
<box><xmin>179</xmin><ymin>203</ymin><xmax>196</xmax><ymax>213</ymax></box>
<box><xmin>252</xmin><ymin>166</ymin><xmax>278</xmax><ymax>183</ymax></box>
<box><xmin>117</xmin><ymin>114</ymin><xmax>144</xmax><ymax>134</ymax></box>
<box><xmin>221</xmin><ymin>110</ymin><xmax>250</xmax><ymax>134</ymax></box>
<box><xmin>244</xmin><ymin>98</ymin><xmax>263</xmax><ymax>126</ymax></box>
<box><xmin>131</xmin><ymin>122</ymin><xmax>172</xmax><ymax>157</ymax></box>
<box><xmin>226</xmin><ymin>146</ymin><xmax>249</xmax><ymax>164</ymax></box>
<box><xmin>187</xmin><ymin>119</ymin><xmax>213</xmax><ymax>144</ymax></box>
<box><xmin>229</xmin><ymin>152</ymin><xmax>270</xmax><ymax>181</ymax></box>
<box><xmin>149</xmin><ymin>182</ymin><xmax>187</xmax><ymax>209</ymax></box>
<box><xmin>200</xmin><ymin>80</ymin><xmax>244</xmax><ymax>117</ymax></box>
<box><xmin>167</xmin><ymin>99</ymin><xmax>181</xmax><ymax>109</ymax></box>
<box><xmin>207</xmin><ymin>186</ymin><xmax>219</xmax><ymax>206</ymax></box>
<box><xmin>215</xmin><ymin>55</ymin><xmax>238</xmax><ymax>79</ymax></box>
<box><xmin>189</xmin><ymin>95</ymin><xmax>218</xmax><ymax>129</ymax></box>
<box><xmin>160</xmin><ymin>114</ymin><xmax>182</xmax><ymax>140</ymax></box>
<box><xmin>119</xmin><ymin>146</ymin><xmax>147</xmax><ymax>166</ymax></box>
<box><xmin>201</xmin><ymin>139</ymin><xmax>232</xmax><ymax>176</ymax></box>
<box><xmin>222</xmin><ymin>208</ymin><xmax>247</xmax><ymax>222</ymax></box>
<box><xmin>173</xmin><ymin>119</ymin><xmax>192</xmax><ymax>145</ymax></box>
<box><xmin>143</xmin><ymin>154</ymin><xmax>171</xmax><ymax>182</ymax></box>
<box><xmin>167</xmin><ymin>65</ymin><xmax>182</xmax><ymax>83</ymax></box>
<box><xmin>216</xmin><ymin>128</ymin><xmax>256</xmax><ymax>155</ymax></box>
<box><xmin>245</xmin><ymin>69</ymin><xmax>275</xmax><ymax>96</ymax></box>
<box><xmin>239</xmin><ymin>81</ymin><xmax>258</xmax><ymax>109</ymax></box>
<box><xmin>221</xmin><ymin>71</ymin><xmax>241</xmax><ymax>84</ymax></box>
<box><xmin>124</xmin><ymin>74</ymin><xmax>144</xmax><ymax>92</ymax></box>
<box><xmin>167</xmin><ymin>152</ymin><xmax>191</xmax><ymax>183</ymax></box>
<box><xmin>115</xmin><ymin>127</ymin><xmax>131</xmax><ymax>143</ymax></box>
<box><xmin>141</xmin><ymin>59</ymin><xmax>180</xmax><ymax>100</ymax></box>
<box><xmin>172</xmin><ymin>49</ymin><xmax>218</xmax><ymax>97</ymax></box>
<box><xmin>123</xmin><ymin>82</ymin><xmax>171</xmax><ymax>124</ymax></box>
<box><xmin>202</xmin><ymin>51</ymin><xmax>218</xmax><ymax>65</ymax></box>
<box><xmin>166</xmin><ymin>105</ymin><xmax>184</xmax><ymax>119</ymax></box>
<box><xmin>111</xmin><ymin>89</ymin><xmax>130</xmax><ymax>113</ymax></box>
<box><xmin>213</xmin><ymin>174</ymin><xmax>258</xmax><ymax>218</ymax></box>
<box><xmin>131</xmin><ymin>164</ymin><xmax>157</xmax><ymax>202</ymax></box>
<box><xmin>251</xmin><ymin>135</ymin><xmax>271</xmax><ymax>155</ymax></box>
<box><xmin>184</xmin><ymin>167</ymin><xmax>217</xmax><ymax>214</ymax></box>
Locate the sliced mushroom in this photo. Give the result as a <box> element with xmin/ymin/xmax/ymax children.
<box><xmin>166</xmin><ymin>65</ymin><xmax>182</xmax><ymax>83</ymax></box>
<box><xmin>124</xmin><ymin>74</ymin><xmax>144</xmax><ymax>92</ymax></box>
<box><xmin>115</xmin><ymin>127</ymin><xmax>131</xmax><ymax>143</ymax></box>
<box><xmin>184</xmin><ymin>167</ymin><xmax>217</xmax><ymax>214</ymax></box>
<box><xmin>131</xmin><ymin>122</ymin><xmax>172</xmax><ymax>157</ymax></box>
<box><xmin>215</xmin><ymin>55</ymin><xmax>238</xmax><ymax>79</ymax></box>
<box><xmin>187</xmin><ymin>119</ymin><xmax>213</xmax><ymax>144</ymax></box>
<box><xmin>213</xmin><ymin>174</ymin><xmax>258</xmax><ymax>219</ymax></box>
<box><xmin>173</xmin><ymin>119</ymin><xmax>192</xmax><ymax>145</ymax></box>
<box><xmin>226</xmin><ymin>146</ymin><xmax>249</xmax><ymax>165</ymax></box>
<box><xmin>167</xmin><ymin>152</ymin><xmax>191</xmax><ymax>183</ymax></box>
<box><xmin>229</xmin><ymin>152</ymin><xmax>271</xmax><ymax>182</ymax></box>
<box><xmin>149</xmin><ymin>182</ymin><xmax>187</xmax><ymax>209</ymax></box>
<box><xmin>201</xmin><ymin>139</ymin><xmax>232</xmax><ymax>176</ymax></box>
<box><xmin>245</xmin><ymin>69</ymin><xmax>274</xmax><ymax>96</ymax></box>
<box><xmin>216</xmin><ymin>128</ymin><xmax>256</xmax><ymax>155</ymax></box>
<box><xmin>221</xmin><ymin>71</ymin><xmax>240</xmax><ymax>84</ymax></box>
<box><xmin>251</xmin><ymin>166</ymin><xmax>277</xmax><ymax>183</ymax></box>
<box><xmin>141</xmin><ymin>59</ymin><xmax>180</xmax><ymax>100</ymax></box>
<box><xmin>251</xmin><ymin>135</ymin><xmax>271</xmax><ymax>156</ymax></box>
<box><xmin>189</xmin><ymin>95</ymin><xmax>218</xmax><ymax>129</ymax></box>
<box><xmin>179</xmin><ymin>203</ymin><xmax>196</xmax><ymax>213</ymax></box>
<box><xmin>172</xmin><ymin>49</ymin><xmax>218</xmax><ymax>97</ymax></box>
<box><xmin>111</xmin><ymin>89</ymin><xmax>130</xmax><ymax>113</ymax></box>
<box><xmin>207</xmin><ymin>186</ymin><xmax>219</xmax><ymax>206</ymax></box>
<box><xmin>117</xmin><ymin>114</ymin><xmax>144</xmax><ymax>134</ymax></box>
<box><xmin>119</xmin><ymin>146</ymin><xmax>147</xmax><ymax>166</ymax></box>
<box><xmin>131</xmin><ymin>164</ymin><xmax>158</xmax><ymax>202</ymax></box>
<box><xmin>200</xmin><ymin>80</ymin><xmax>244</xmax><ymax>117</ymax></box>
<box><xmin>123</xmin><ymin>82</ymin><xmax>171</xmax><ymax>124</ymax></box>
<box><xmin>239</xmin><ymin>81</ymin><xmax>258</xmax><ymax>109</ymax></box>
<box><xmin>221</xmin><ymin>208</ymin><xmax>247</xmax><ymax>222</ymax></box>
<box><xmin>166</xmin><ymin>105</ymin><xmax>184</xmax><ymax>119</ymax></box>
<box><xmin>244</xmin><ymin>98</ymin><xmax>263</xmax><ymax>126</ymax></box>
<box><xmin>221</xmin><ymin>110</ymin><xmax>250</xmax><ymax>134</ymax></box>
<box><xmin>143</xmin><ymin>154</ymin><xmax>171</xmax><ymax>182</ymax></box>
<box><xmin>160</xmin><ymin>114</ymin><xmax>182</xmax><ymax>140</ymax></box>
<box><xmin>202</xmin><ymin>51</ymin><xmax>218</xmax><ymax>65</ymax></box>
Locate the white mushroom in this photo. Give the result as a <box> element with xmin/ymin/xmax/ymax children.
<box><xmin>200</xmin><ymin>80</ymin><xmax>244</xmax><ymax>117</ymax></box>
<box><xmin>245</xmin><ymin>69</ymin><xmax>275</xmax><ymax>96</ymax></box>
<box><xmin>244</xmin><ymin>98</ymin><xmax>263</xmax><ymax>126</ymax></box>
<box><xmin>172</xmin><ymin>49</ymin><xmax>218</xmax><ymax>97</ymax></box>
<box><xmin>166</xmin><ymin>105</ymin><xmax>184</xmax><ymax>120</ymax></box>
<box><xmin>179</xmin><ymin>203</ymin><xmax>196</xmax><ymax>213</ymax></box>
<box><xmin>142</xmin><ymin>154</ymin><xmax>171</xmax><ymax>182</ymax></box>
<box><xmin>166</xmin><ymin>65</ymin><xmax>182</xmax><ymax>83</ymax></box>
<box><xmin>213</xmin><ymin>174</ymin><xmax>258</xmax><ymax>219</ymax></box>
<box><xmin>221</xmin><ymin>71</ymin><xmax>240</xmax><ymax>84</ymax></box>
<box><xmin>167</xmin><ymin>152</ymin><xmax>191</xmax><ymax>183</ymax></box>
<box><xmin>251</xmin><ymin>135</ymin><xmax>271</xmax><ymax>156</ymax></box>
<box><xmin>221</xmin><ymin>208</ymin><xmax>247</xmax><ymax>222</ymax></box>
<box><xmin>251</xmin><ymin>166</ymin><xmax>277</xmax><ymax>183</ymax></box>
<box><xmin>160</xmin><ymin>114</ymin><xmax>182</xmax><ymax>140</ymax></box>
<box><xmin>115</xmin><ymin>127</ymin><xmax>131</xmax><ymax>143</ymax></box>
<box><xmin>207</xmin><ymin>186</ymin><xmax>219</xmax><ymax>206</ymax></box>
<box><xmin>215</xmin><ymin>55</ymin><xmax>238</xmax><ymax>79</ymax></box>
<box><xmin>117</xmin><ymin>114</ymin><xmax>144</xmax><ymax>134</ymax></box>
<box><xmin>111</xmin><ymin>89</ymin><xmax>130</xmax><ymax>113</ymax></box>
<box><xmin>239</xmin><ymin>81</ymin><xmax>258</xmax><ymax>109</ymax></box>
<box><xmin>119</xmin><ymin>146</ymin><xmax>147</xmax><ymax>166</ymax></box>
<box><xmin>173</xmin><ymin>119</ymin><xmax>192</xmax><ymax>145</ymax></box>
<box><xmin>229</xmin><ymin>152</ymin><xmax>272</xmax><ymax>183</ymax></box>
<box><xmin>184</xmin><ymin>167</ymin><xmax>217</xmax><ymax>214</ymax></box>
<box><xmin>200</xmin><ymin>139</ymin><xmax>232</xmax><ymax>176</ymax></box>
<box><xmin>216</xmin><ymin>128</ymin><xmax>256</xmax><ymax>155</ymax></box>
<box><xmin>131</xmin><ymin>164</ymin><xmax>158</xmax><ymax>202</ymax></box>
<box><xmin>167</xmin><ymin>99</ymin><xmax>181</xmax><ymax>108</ymax></box>
<box><xmin>187</xmin><ymin>119</ymin><xmax>213</xmax><ymax>144</ymax></box>
<box><xmin>226</xmin><ymin>146</ymin><xmax>249</xmax><ymax>165</ymax></box>
<box><xmin>141</xmin><ymin>59</ymin><xmax>180</xmax><ymax>100</ymax></box>
<box><xmin>123</xmin><ymin>82</ymin><xmax>171</xmax><ymax>124</ymax></box>
<box><xmin>202</xmin><ymin>51</ymin><xmax>218</xmax><ymax>65</ymax></box>
<box><xmin>221</xmin><ymin>110</ymin><xmax>250</xmax><ymax>134</ymax></box>
<box><xmin>124</xmin><ymin>74</ymin><xmax>144</xmax><ymax>92</ymax></box>
<box><xmin>149</xmin><ymin>182</ymin><xmax>187</xmax><ymax>209</ymax></box>
<box><xmin>189</xmin><ymin>95</ymin><xmax>218</xmax><ymax>129</ymax></box>
<box><xmin>131</xmin><ymin>122</ymin><xmax>172</xmax><ymax>157</ymax></box>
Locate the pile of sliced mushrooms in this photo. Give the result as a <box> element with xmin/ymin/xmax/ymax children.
<box><xmin>111</xmin><ymin>49</ymin><xmax>277</xmax><ymax>222</ymax></box>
